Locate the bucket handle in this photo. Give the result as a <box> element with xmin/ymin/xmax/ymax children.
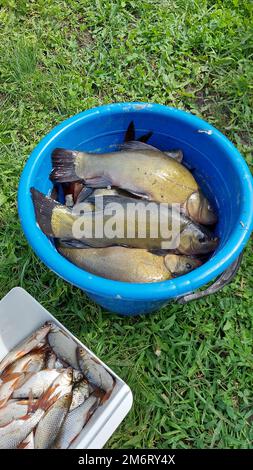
<box><xmin>177</xmin><ymin>252</ymin><xmax>243</xmax><ymax>304</ymax></box>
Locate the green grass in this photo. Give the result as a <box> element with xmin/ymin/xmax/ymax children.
<box><xmin>0</xmin><ymin>0</ymin><xmax>253</xmax><ymax>449</ymax></box>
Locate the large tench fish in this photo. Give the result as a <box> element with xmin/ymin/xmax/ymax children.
<box><xmin>31</xmin><ymin>188</ymin><xmax>218</xmax><ymax>255</ymax></box>
<box><xmin>57</xmin><ymin>246</ymin><xmax>202</xmax><ymax>283</ymax></box>
<box><xmin>50</xmin><ymin>141</ymin><xmax>217</xmax><ymax>225</ymax></box>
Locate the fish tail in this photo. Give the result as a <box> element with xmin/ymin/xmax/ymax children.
<box><xmin>30</xmin><ymin>188</ymin><xmax>58</xmax><ymax>237</ymax></box>
<box><xmin>50</xmin><ymin>148</ymin><xmax>79</xmax><ymax>182</ymax></box>
<box><xmin>92</xmin><ymin>387</ymin><xmax>112</xmax><ymax>404</ymax></box>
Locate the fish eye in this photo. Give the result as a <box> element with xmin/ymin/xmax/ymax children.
<box><xmin>186</xmin><ymin>263</ymin><xmax>192</xmax><ymax>269</ymax></box>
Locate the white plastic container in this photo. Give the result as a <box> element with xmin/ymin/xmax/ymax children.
<box><xmin>0</xmin><ymin>287</ymin><xmax>133</xmax><ymax>449</ymax></box>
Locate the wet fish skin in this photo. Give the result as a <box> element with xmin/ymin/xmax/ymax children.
<box><xmin>0</xmin><ymin>380</ymin><xmax>59</xmax><ymax>449</ymax></box>
<box><xmin>0</xmin><ymin>373</ymin><xmax>33</xmax><ymax>408</ymax></box>
<box><xmin>53</xmin><ymin>395</ymin><xmax>98</xmax><ymax>449</ymax></box>
<box><xmin>0</xmin><ymin>322</ymin><xmax>52</xmax><ymax>375</ymax></box>
<box><xmin>13</xmin><ymin>367</ymin><xmax>73</xmax><ymax>401</ymax></box>
<box><xmin>70</xmin><ymin>379</ymin><xmax>89</xmax><ymax>412</ymax></box>
<box><xmin>12</xmin><ymin>369</ymin><xmax>61</xmax><ymax>399</ymax></box>
<box><xmin>48</xmin><ymin>324</ymin><xmax>80</xmax><ymax>370</ymax></box>
<box><xmin>185</xmin><ymin>190</ymin><xmax>217</xmax><ymax>225</ymax></box>
<box><xmin>0</xmin><ymin>399</ymin><xmax>34</xmax><ymax>426</ymax></box>
<box><xmin>58</xmin><ymin>246</ymin><xmax>203</xmax><ymax>283</ymax></box>
<box><xmin>47</xmin><ymin>367</ymin><xmax>73</xmax><ymax>401</ymax></box>
<box><xmin>1</xmin><ymin>349</ymin><xmax>47</xmax><ymax>378</ymax></box>
<box><xmin>0</xmin><ymin>407</ymin><xmax>44</xmax><ymax>449</ymax></box>
<box><xmin>50</xmin><ymin>146</ymin><xmax>198</xmax><ymax>205</ymax></box>
<box><xmin>34</xmin><ymin>393</ymin><xmax>72</xmax><ymax>449</ymax></box>
<box><xmin>77</xmin><ymin>347</ymin><xmax>114</xmax><ymax>394</ymax></box>
<box><xmin>50</xmin><ymin>142</ymin><xmax>216</xmax><ymax>225</ymax></box>
<box><xmin>58</xmin><ymin>246</ymin><xmax>172</xmax><ymax>283</ymax></box>
<box><xmin>32</xmin><ymin>190</ymin><xmax>218</xmax><ymax>255</ymax></box>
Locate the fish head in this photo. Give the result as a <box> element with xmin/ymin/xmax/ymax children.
<box><xmin>186</xmin><ymin>191</ymin><xmax>217</xmax><ymax>225</ymax></box>
<box><xmin>179</xmin><ymin>223</ymin><xmax>219</xmax><ymax>255</ymax></box>
<box><xmin>76</xmin><ymin>347</ymin><xmax>90</xmax><ymax>374</ymax></box>
<box><xmin>164</xmin><ymin>254</ymin><xmax>202</xmax><ymax>277</ymax></box>
<box><xmin>73</xmin><ymin>369</ymin><xmax>83</xmax><ymax>383</ymax></box>
<box><xmin>56</xmin><ymin>367</ymin><xmax>73</xmax><ymax>389</ymax></box>
<box><xmin>76</xmin><ymin>346</ymin><xmax>87</xmax><ymax>362</ymax></box>
<box><xmin>36</xmin><ymin>321</ymin><xmax>52</xmax><ymax>340</ymax></box>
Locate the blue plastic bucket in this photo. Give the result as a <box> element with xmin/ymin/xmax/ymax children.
<box><xmin>18</xmin><ymin>103</ymin><xmax>253</xmax><ymax>316</ymax></box>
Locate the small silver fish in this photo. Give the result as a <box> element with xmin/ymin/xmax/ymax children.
<box><xmin>53</xmin><ymin>395</ymin><xmax>98</xmax><ymax>449</ymax></box>
<box><xmin>0</xmin><ymin>322</ymin><xmax>52</xmax><ymax>375</ymax></box>
<box><xmin>70</xmin><ymin>379</ymin><xmax>89</xmax><ymax>412</ymax></box>
<box><xmin>12</xmin><ymin>369</ymin><xmax>61</xmax><ymax>399</ymax></box>
<box><xmin>77</xmin><ymin>347</ymin><xmax>114</xmax><ymax>395</ymax></box>
<box><xmin>1</xmin><ymin>349</ymin><xmax>47</xmax><ymax>377</ymax></box>
<box><xmin>45</xmin><ymin>367</ymin><xmax>74</xmax><ymax>402</ymax></box>
<box><xmin>0</xmin><ymin>408</ymin><xmax>44</xmax><ymax>449</ymax></box>
<box><xmin>48</xmin><ymin>324</ymin><xmax>79</xmax><ymax>369</ymax></box>
<box><xmin>13</xmin><ymin>367</ymin><xmax>73</xmax><ymax>400</ymax></box>
<box><xmin>0</xmin><ymin>380</ymin><xmax>59</xmax><ymax>449</ymax></box>
<box><xmin>0</xmin><ymin>399</ymin><xmax>36</xmax><ymax>427</ymax></box>
<box><xmin>35</xmin><ymin>392</ymin><xmax>72</xmax><ymax>449</ymax></box>
<box><xmin>0</xmin><ymin>373</ymin><xmax>33</xmax><ymax>408</ymax></box>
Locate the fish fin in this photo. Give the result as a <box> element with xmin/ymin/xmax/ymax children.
<box><xmin>75</xmin><ymin>186</ymin><xmax>94</xmax><ymax>204</ymax></box>
<box><xmin>0</xmin><ymin>372</ymin><xmax>23</xmax><ymax>383</ymax></box>
<box><xmin>164</xmin><ymin>149</ymin><xmax>183</xmax><ymax>162</ymax></box>
<box><xmin>138</xmin><ymin>131</ymin><xmax>153</xmax><ymax>142</ymax></box>
<box><xmin>62</xmin><ymin>181</ymin><xmax>84</xmax><ymax>204</ymax></box>
<box><xmin>119</xmin><ymin>140</ymin><xmax>161</xmax><ymax>152</ymax></box>
<box><xmin>92</xmin><ymin>388</ymin><xmax>105</xmax><ymax>402</ymax></box>
<box><xmin>100</xmin><ymin>390</ymin><xmax>113</xmax><ymax>404</ymax></box>
<box><xmin>58</xmin><ymin>237</ymin><xmax>119</xmax><ymax>249</ymax></box>
<box><xmin>13</xmin><ymin>372</ymin><xmax>34</xmax><ymax>390</ymax></box>
<box><xmin>124</xmin><ymin>121</ymin><xmax>135</xmax><ymax>142</ymax></box>
<box><xmin>84</xmin><ymin>175</ymin><xmax>113</xmax><ymax>188</ymax></box>
<box><xmin>148</xmin><ymin>248</ymin><xmax>171</xmax><ymax>256</ymax></box>
<box><xmin>120</xmin><ymin>140</ymin><xmax>183</xmax><ymax>162</ymax></box>
<box><xmin>17</xmin><ymin>440</ymin><xmax>29</xmax><ymax>448</ymax></box>
<box><xmin>27</xmin><ymin>390</ymin><xmax>35</xmax><ymax>414</ymax></box>
<box><xmin>57</xmin><ymin>238</ymin><xmax>93</xmax><ymax>249</ymax></box>
<box><xmin>16</xmin><ymin>399</ymin><xmax>29</xmax><ymax>405</ymax></box>
<box><xmin>30</xmin><ymin>188</ymin><xmax>59</xmax><ymax>237</ymax></box>
<box><xmin>93</xmin><ymin>387</ymin><xmax>113</xmax><ymax>404</ymax></box>
<box><xmin>19</xmin><ymin>413</ymin><xmax>33</xmax><ymax>421</ymax></box>
<box><xmin>50</xmin><ymin>148</ymin><xmax>79</xmax><ymax>183</ymax></box>
<box><xmin>35</xmin><ymin>384</ymin><xmax>60</xmax><ymax>411</ymax></box>
<box><xmin>50</xmin><ymin>186</ymin><xmax>59</xmax><ymax>201</ymax></box>
<box><xmin>87</xmin><ymin>399</ymin><xmax>99</xmax><ymax>420</ymax></box>
<box><xmin>0</xmin><ymin>398</ymin><xmax>7</xmax><ymax>408</ymax></box>
<box><xmin>119</xmin><ymin>189</ymin><xmax>150</xmax><ymax>200</ymax></box>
